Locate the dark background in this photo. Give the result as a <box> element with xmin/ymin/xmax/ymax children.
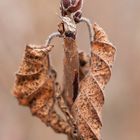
<box><xmin>0</xmin><ymin>0</ymin><xmax>140</xmax><ymax>140</ymax></box>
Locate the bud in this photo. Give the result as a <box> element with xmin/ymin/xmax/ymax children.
<box><xmin>62</xmin><ymin>0</ymin><xmax>71</xmax><ymax>9</ymax></box>
<box><xmin>73</xmin><ymin>11</ymin><xmax>82</xmax><ymax>23</ymax></box>
<box><xmin>61</xmin><ymin>0</ymin><xmax>83</xmax><ymax>13</ymax></box>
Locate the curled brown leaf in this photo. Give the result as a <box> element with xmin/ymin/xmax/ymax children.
<box><xmin>71</xmin><ymin>23</ymin><xmax>116</xmax><ymax>140</ymax></box>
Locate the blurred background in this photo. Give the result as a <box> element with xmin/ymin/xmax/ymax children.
<box><xmin>0</xmin><ymin>0</ymin><xmax>140</xmax><ymax>140</ymax></box>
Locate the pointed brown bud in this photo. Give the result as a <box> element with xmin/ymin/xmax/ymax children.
<box><xmin>73</xmin><ymin>11</ymin><xmax>82</xmax><ymax>23</ymax></box>
<box><xmin>61</xmin><ymin>0</ymin><xmax>83</xmax><ymax>13</ymax></box>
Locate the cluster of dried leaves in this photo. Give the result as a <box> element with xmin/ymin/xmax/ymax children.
<box><xmin>13</xmin><ymin>23</ymin><xmax>116</xmax><ymax>140</ymax></box>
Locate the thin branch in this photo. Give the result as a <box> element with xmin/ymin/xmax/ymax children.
<box><xmin>80</xmin><ymin>17</ymin><xmax>94</xmax><ymax>45</ymax></box>
<box><xmin>45</xmin><ymin>32</ymin><xmax>62</xmax><ymax>46</ymax></box>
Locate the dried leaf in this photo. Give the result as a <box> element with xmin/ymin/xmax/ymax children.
<box><xmin>13</xmin><ymin>45</ymin><xmax>51</xmax><ymax>106</ymax></box>
<box><xmin>13</xmin><ymin>45</ymin><xmax>72</xmax><ymax>134</ymax></box>
<box><xmin>72</xmin><ymin>23</ymin><xmax>116</xmax><ymax>140</ymax></box>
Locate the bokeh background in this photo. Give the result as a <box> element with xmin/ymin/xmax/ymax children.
<box><xmin>0</xmin><ymin>0</ymin><xmax>140</xmax><ymax>140</ymax></box>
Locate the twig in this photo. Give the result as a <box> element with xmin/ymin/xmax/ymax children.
<box><xmin>80</xmin><ymin>17</ymin><xmax>94</xmax><ymax>45</ymax></box>
<box><xmin>45</xmin><ymin>32</ymin><xmax>62</xmax><ymax>46</ymax></box>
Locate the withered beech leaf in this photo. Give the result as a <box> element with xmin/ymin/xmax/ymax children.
<box><xmin>71</xmin><ymin>23</ymin><xmax>116</xmax><ymax>140</ymax></box>
<box><xmin>13</xmin><ymin>45</ymin><xmax>72</xmax><ymax>134</ymax></box>
<box><xmin>13</xmin><ymin>45</ymin><xmax>51</xmax><ymax>106</ymax></box>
